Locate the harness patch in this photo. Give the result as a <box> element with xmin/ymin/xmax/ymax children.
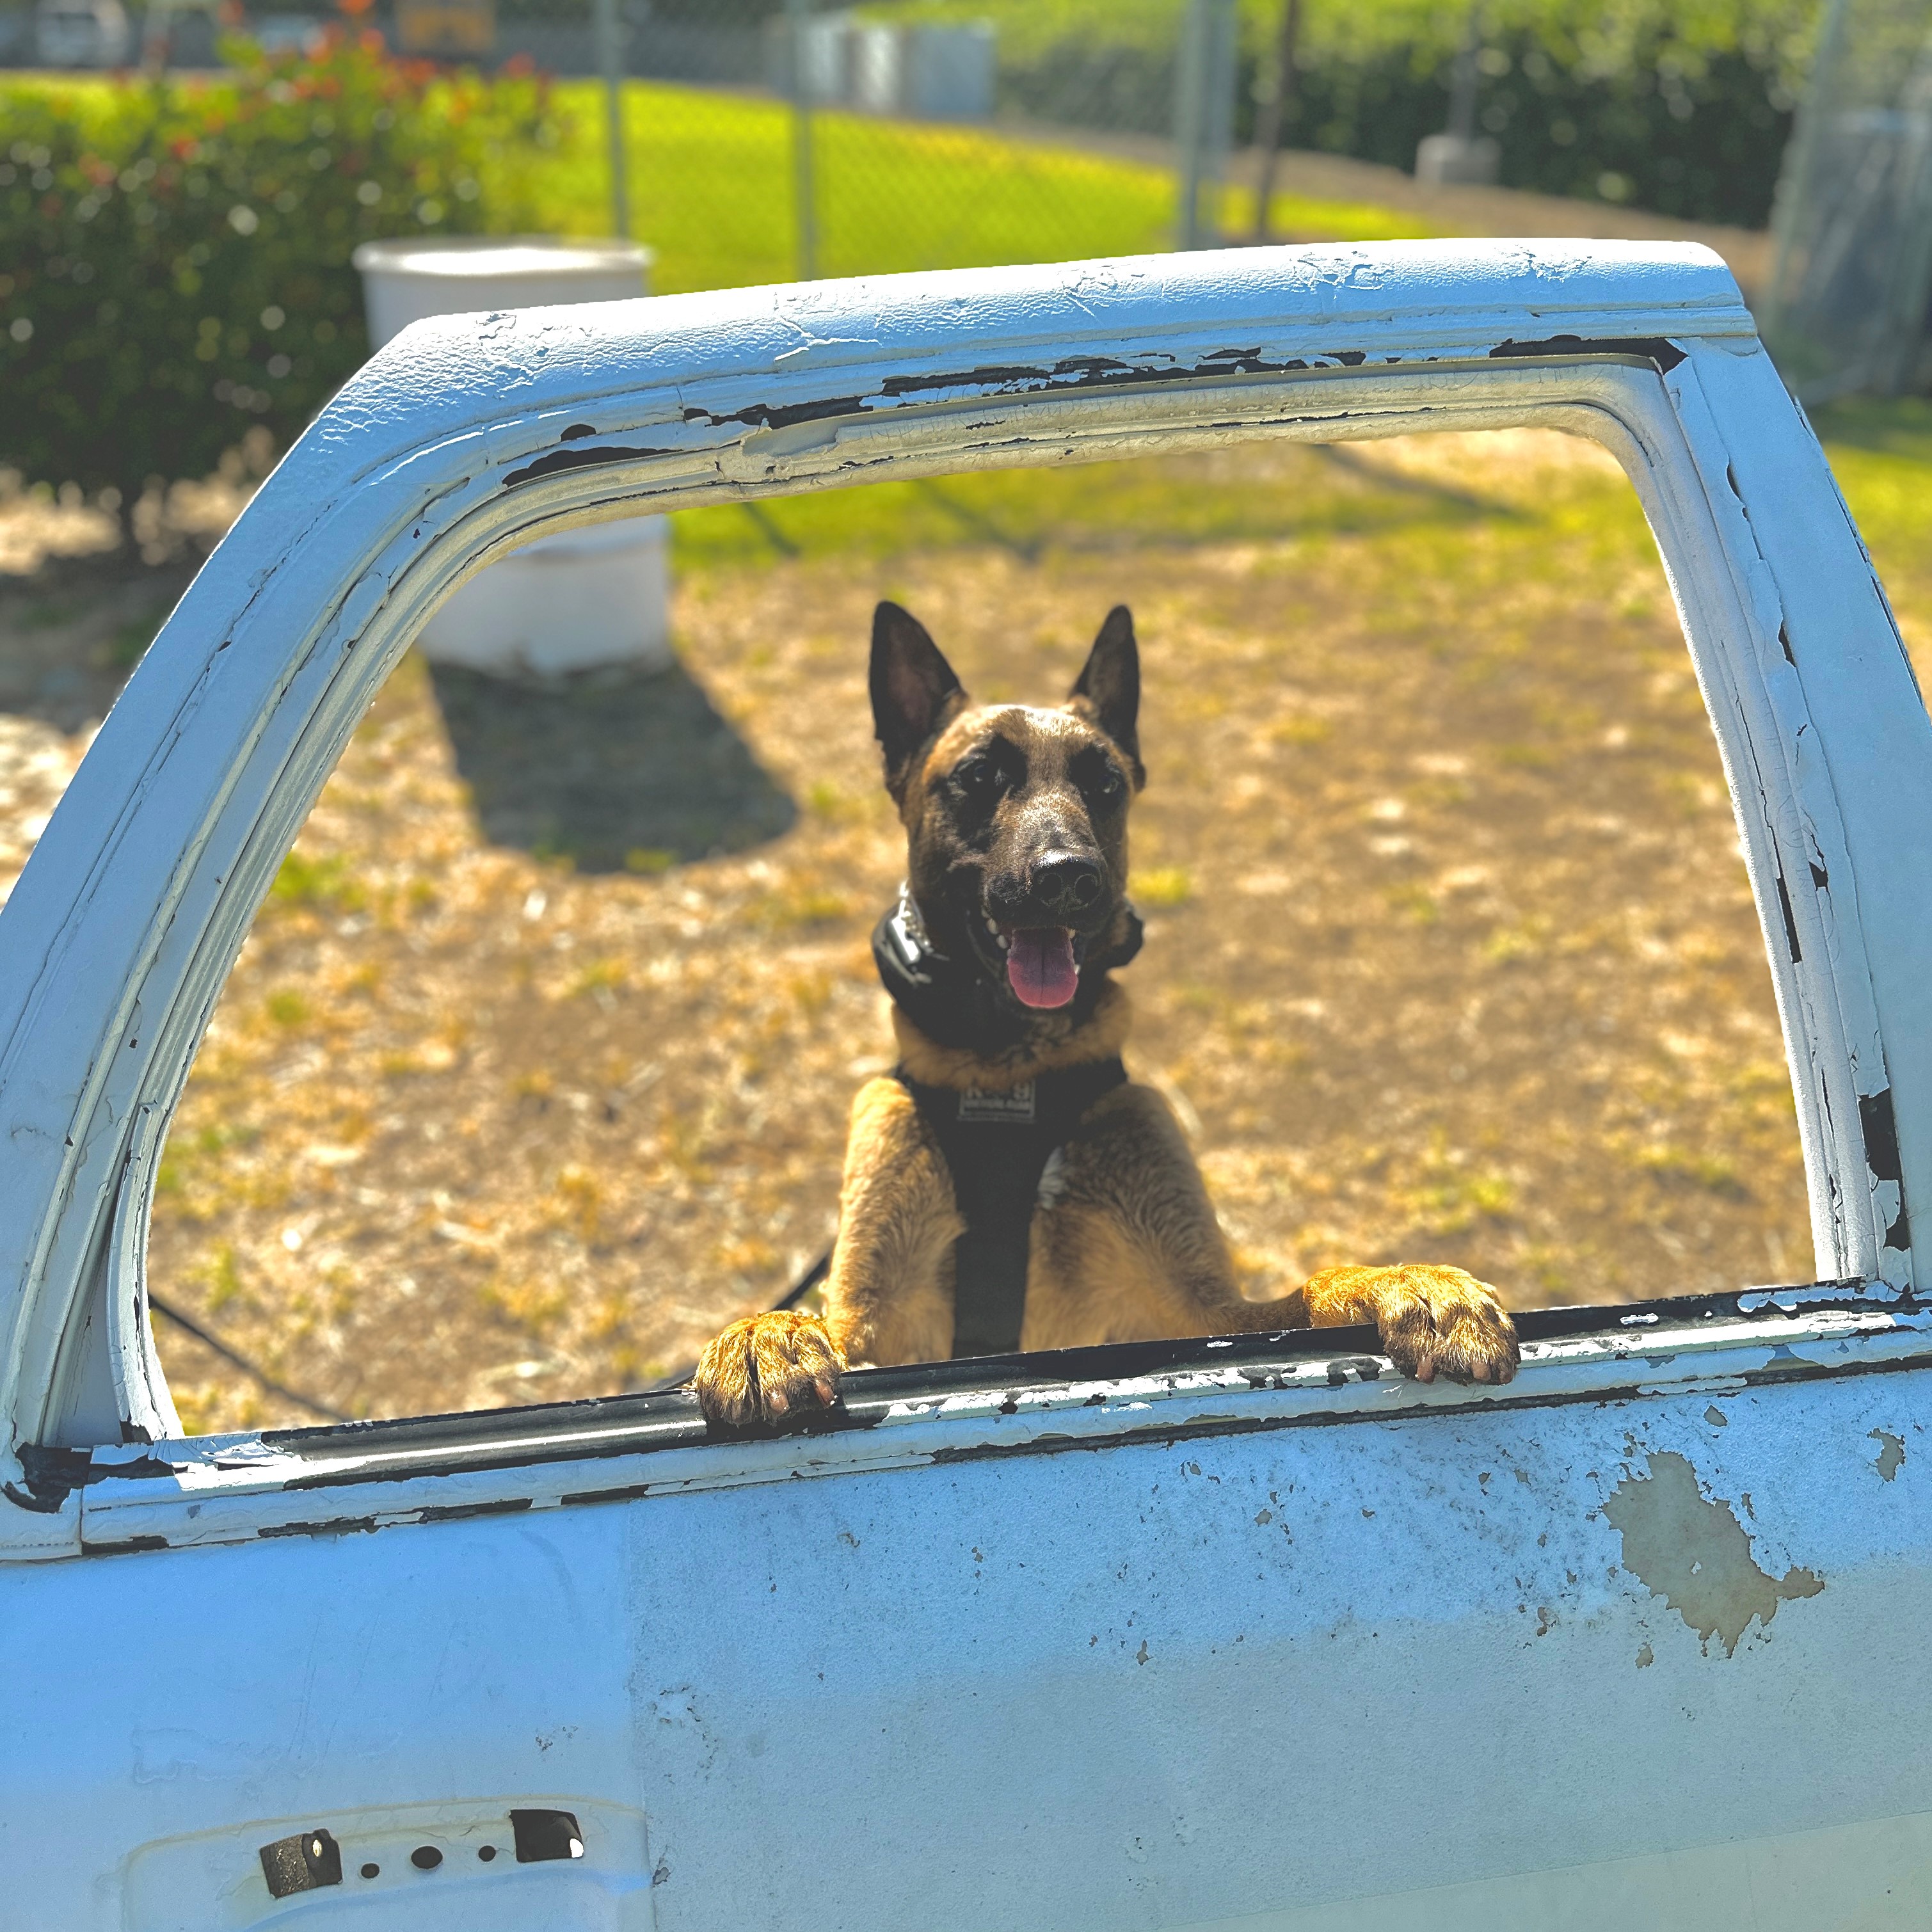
<box><xmin>957</xmin><ymin>1082</ymin><xmax>1036</xmax><ymax>1124</ymax></box>
<box><xmin>898</xmin><ymin>1056</ymin><xmax>1128</xmax><ymax>1359</ymax></box>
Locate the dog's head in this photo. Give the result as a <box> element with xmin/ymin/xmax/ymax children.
<box><xmin>871</xmin><ymin>600</ymin><xmax>1146</xmax><ymax>1013</ymax></box>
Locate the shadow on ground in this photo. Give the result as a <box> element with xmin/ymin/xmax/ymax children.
<box><xmin>429</xmin><ymin>657</ymin><xmax>797</xmax><ymax>873</ymax></box>
<box><xmin>0</xmin><ymin>564</ymin><xmax>194</xmax><ymax>733</ymax></box>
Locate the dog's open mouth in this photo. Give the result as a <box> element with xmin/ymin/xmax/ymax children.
<box><xmin>987</xmin><ymin>922</ymin><xmax>1081</xmax><ymax>1009</ymax></box>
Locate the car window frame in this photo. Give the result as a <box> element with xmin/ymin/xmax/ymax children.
<box><xmin>3</xmin><ymin>239</ymin><xmax>1928</xmax><ymax>1560</ymax></box>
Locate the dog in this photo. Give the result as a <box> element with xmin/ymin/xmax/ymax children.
<box><xmin>694</xmin><ymin>601</ymin><xmax>1520</xmax><ymax>1425</ymax></box>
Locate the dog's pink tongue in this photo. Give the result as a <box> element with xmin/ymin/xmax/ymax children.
<box><xmin>1007</xmin><ymin>927</ymin><xmax>1078</xmax><ymax>1009</ymax></box>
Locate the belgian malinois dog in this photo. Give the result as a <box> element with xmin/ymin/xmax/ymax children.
<box><xmin>694</xmin><ymin>602</ymin><xmax>1520</xmax><ymax>1425</ymax></box>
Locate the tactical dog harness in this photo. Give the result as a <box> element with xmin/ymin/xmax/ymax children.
<box><xmin>873</xmin><ymin>891</ymin><xmax>1133</xmax><ymax>1358</ymax></box>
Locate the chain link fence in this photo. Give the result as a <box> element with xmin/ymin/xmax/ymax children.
<box><xmin>470</xmin><ymin>0</ymin><xmax>1247</xmax><ymax>287</ymax></box>
<box><xmin>1761</xmin><ymin>0</ymin><xmax>1932</xmax><ymax>399</ymax></box>
<box><xmin>4</xmin><ymin>0</ymin><xmax>1820</xmax><ymax>291</ymax></box>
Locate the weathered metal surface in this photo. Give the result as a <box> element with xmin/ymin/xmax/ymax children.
<box><xmin>3</xmin><ymin>241</ymin><xmax>1932</xmax><ymax>1926</ymax></box>
<box><xmin>13</xmin><ymin>1297</ymin><xmax>1932</xmax><ymax>1928</ymax></box>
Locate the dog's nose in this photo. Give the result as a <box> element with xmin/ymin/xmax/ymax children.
<box><xmin>1031</xmin><ymin>852</ymin><xmax>1105</xmax><ymax>916</ymax></box>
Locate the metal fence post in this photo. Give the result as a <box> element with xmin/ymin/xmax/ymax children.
<box><xmin>1174</xmin><ymin>0</ymin><xmax>1238</xmax><ymax>251</ymax></box>
<box><xmin>1250</xmin><ymin>0</ymin><xmax>1300</xmax><ymax>241</ymax></box>
<box><xmin>594</xmin><ymin>0</ymin><xmax>632</xmax><ymax>239</ymax></box>
<box><xmin>787</xmin><ymin>0</ymin><xmax>820</xmax><ymax>280</ymax></box>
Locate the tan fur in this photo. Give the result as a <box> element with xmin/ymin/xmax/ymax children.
<box><xmin>1018</xmin><ymin>1082</ymin><xmax>1241</xmax><ymax>1350</ymax></box>
<box><xmin>822</xmin><ymin>1076</ymin><xmax>961</xmax><ymax>1369</ymax></box>
<box><xmin>692</xmin><ymin>605</ymin><xmax>1519</xmax><ymax>1426</ymax></box>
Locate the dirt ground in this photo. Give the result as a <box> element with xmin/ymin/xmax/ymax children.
<box><xmin>3</xmin><ymin>432</ymin><xmax>1822</xmax><ymax>1432</ymax></box>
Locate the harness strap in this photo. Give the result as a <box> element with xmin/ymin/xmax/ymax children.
<box><xmin>897</xmin><ymin>1057</ymin><xmax>1128</xmax><ymax>1359</ymax></box>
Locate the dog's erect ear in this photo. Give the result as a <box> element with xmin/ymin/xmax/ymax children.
<box><xmin>871</xmin><ymin>601</ymin><xmax>965</xmax><ymax>802</ymax></box>
<box><xmin>1070</xmin><ymin>604</ymin><xmax>1144</xmax><ymax>788</ymax></box>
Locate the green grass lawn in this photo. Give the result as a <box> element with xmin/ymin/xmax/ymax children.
<box><xmin>24</xmin><ymin>65</ymin><xmax>1911</xmax><ymax>603</ymax></box>
<box><xmin>9</xmin><ymin>67</ymin><xmax>1433</xmax><ymax>311</ymax></box>
<box><xmin>522</xmin><ymin>79</ymin><xmax>1435</xmax><ymax>294</ymax></box>
<box><xmin>509</xmin><ymin>77</ymin><xmax>1444</xmax><ymax>570</ymax></box>
<box><xmin>666</xmin><ymin>392</ymin><xmax>1932</xmax><ymax>618</ymax></box>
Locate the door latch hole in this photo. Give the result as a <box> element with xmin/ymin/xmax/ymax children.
<box><xmin>511</xmin><ymin>1809</ymin><xmax>584</xmax><ymax>1863</ymax></box>
<box><xmin>259</xmin><ymin>1828</ymin><xmax>342</xmax><ymax>1899</ymax></box>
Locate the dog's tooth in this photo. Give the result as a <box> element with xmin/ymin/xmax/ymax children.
<box><xmin>986</xmin><ymin>917</ymin><xmax>998</xmax><ymax>934</ymax></box>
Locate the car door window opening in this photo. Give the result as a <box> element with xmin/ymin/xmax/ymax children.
<box><xmin>0</xmin><ymin>242</ymin><xmax>1919</xmax><ymax>1510</ymax></box>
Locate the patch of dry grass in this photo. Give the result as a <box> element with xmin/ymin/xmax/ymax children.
<box><xmin>120</xmin><ymin>427</ymin><xmax>1833</xmax><ymax>1432</ymax></box>
<box><xmin>0</xmin><ymin>714</ymin><xmax>90</xmax><ymax>905</ymax></box>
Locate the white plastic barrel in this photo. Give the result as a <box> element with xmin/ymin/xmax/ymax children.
<box><xmin>353</xmin><ymin>236</ymin><xmax>671</xmax><ymax>676</ymax></box>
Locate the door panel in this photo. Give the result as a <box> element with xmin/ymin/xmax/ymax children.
<box><xmin>8</xmin><ymin>1348</ymin><xmax>1930</xmax><ymax>1929</ymax></box>
<box><xmin>1169</xmin><ymin>1809</ymin><xmax>1932</xmax><ymax>1932</ymax></box>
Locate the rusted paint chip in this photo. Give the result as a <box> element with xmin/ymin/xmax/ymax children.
<box><xmin>1603</xmin><ymin>1451</ymin><xmax>1822</xmax><ymax>1656</ymax></box>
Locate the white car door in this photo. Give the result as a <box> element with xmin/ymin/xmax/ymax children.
<box><xmin>4</xmin><ymin>239</ymin><xmax>1932</xmax><ymax>1931</ymax></box>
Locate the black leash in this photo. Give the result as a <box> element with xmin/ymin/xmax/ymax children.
<box><xmin>775</xmin><ymin>1247</ymin><xmax>831</xmax><ymax>1309</ymax></box>
<box><xmin>148</xmin><ymin>1265</ymin><xmax>829</xmax><ymax>1419</ymax></box>
<box><xmin>147</xmin><ymin>1291</ymin><xmax>353</xmax><ymax>1424</ymax></box>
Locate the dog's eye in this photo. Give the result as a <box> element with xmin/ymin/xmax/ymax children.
<box><xmin>1092</xmin><ymin>764</ymin><xmax>1126</xmax><ymax>804</ymax></box>
<box><xmin>954</xmin><ymin>758</ymin><xmax>1004</xmax><ymax>799</ymax></box>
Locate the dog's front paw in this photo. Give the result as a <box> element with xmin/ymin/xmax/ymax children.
<box><xmin>1370</xmin><ymin>1265</ymin><xmax>1519</xmax><ymax>1385</ymax></box>
<box><xmin>694</xmin><ymin>1310</ymin><xmax>847</xmax><ymax>1428</ymax></box>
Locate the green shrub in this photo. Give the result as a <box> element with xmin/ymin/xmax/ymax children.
<box><xmin>1276</xmin><ymin>13</ymin><xmax>1810</xmax><ymax>228</ymax></box>
<box><xmin>0</xmin><ymin>31</ymin><xmax>563</xmax><ymax>497</ymax></box>
<box><xmin>868</xmin><ymin>0</ymin><xmax>1820</xmax><ymax>228</ymax></box>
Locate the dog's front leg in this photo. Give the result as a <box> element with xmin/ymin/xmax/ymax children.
<box><xmin>695</xmin><ymin>1078</ymin><xmax>961</xmax><ymax>1426</ymax></box>
<box><xmin>1201</xmin><ymin>1263</ymin><xmax>1517</xmax><ymax>1387</ymax></box>
<box><xmin>1030</xmin><ymin>1087</ymin><xmax>1518</xmax><ymax>1386</ymax></box>
<box><xmin>1267</xmin><ymin>1265</ymin><xmax>1520</xmax><ymax>1385</ymax></box>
